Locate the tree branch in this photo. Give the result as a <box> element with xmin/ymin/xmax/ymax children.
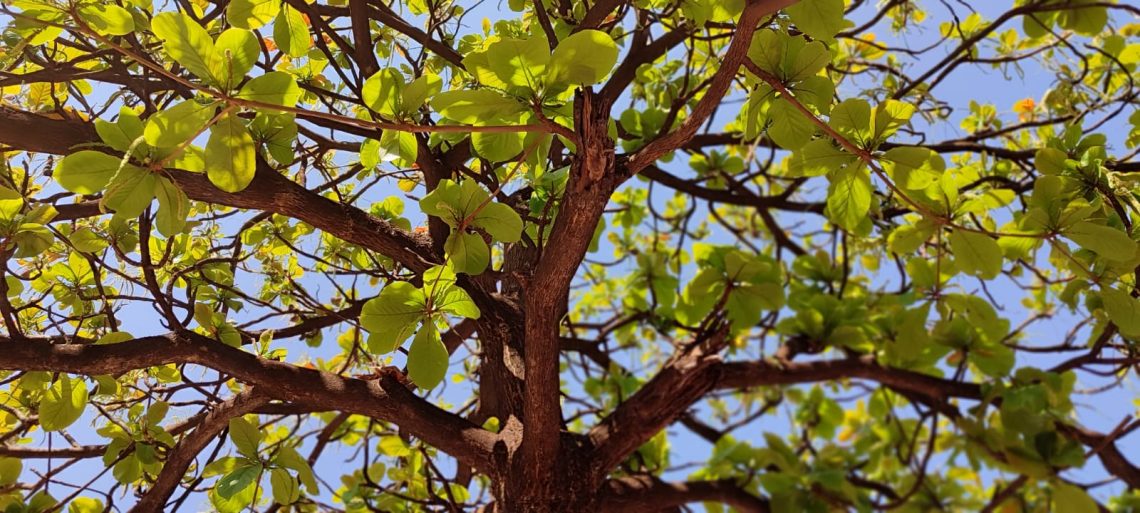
<box><xmin>598</xmin><ymin>476</ymin><xmax>770</xmax><ymax>513</ymax></box>
<box><xmin>0</xmin><ymin>334</ymin><xmax>498</xmax><ymax>473</ymax></box>
<box><xmin>131</xmin><ymin>390</ymin><xmax>270</xmax><ymax>512</ymax></box>
<box><xmin>0</xmin><ymin>106</ymin><xmax>440</xmax><ymax>273</ymax></box>
<box><xmin>622</xmin><ymin>0</ymin><xmax>796</xmax><ymax>174</ymax></box>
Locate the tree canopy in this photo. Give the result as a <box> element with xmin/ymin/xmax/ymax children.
<box><xmin>0</xmin><ymin>0</ymin><xmax>1139</xmax><ymax>511</ymax></box>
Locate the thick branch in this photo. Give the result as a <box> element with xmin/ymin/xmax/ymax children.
<box><xmin>588</xmin><ymin>329</ymin><xmax>728</xmax><ymax>472</ymax></box>
<box><xmin>593</xmin><ymin>353</ymin><xmax>1140</xmax><ymax>489</ymax></box>
<box><xmin>0</xmin><ymin>106</ymin><xmax>439</xmax><ymax>272</ymax></box>
<box><xmin>599</xmin><ymin>476</ymin><xmax>770</xmax><ymax>513</ymax></box>
<box><xmin>0</xmin><ymin>335</ymin><xmax>498</xmax><ymax>473</ymax></box>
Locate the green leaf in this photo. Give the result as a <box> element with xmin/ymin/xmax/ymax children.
<box><xmin>112</xmin><ymin>454</ymin><xmax>141</xmax><ymax>483</ymax></box>
<box><xmin>217</xmin><ymin>463</ymin><xmax>262</xmax><ymax>500</ymax></box>
<box><xmin>362</xmin><ymin>68</ymin><xmax>403</xmax><ymax>117</ymax></box>
<box><xmin>66</xmin><ymin>497</ymin><xmax>104</xmax><ymax>513</ymax></box>
<box><xmin>400</xmin><ymin>74</ymin><xmax>442</xmax><ymax>114</ymax></box>
<box><xmin>40</xmin><ymin>376</ymin><xmax>88</xmax><ymax>431</ymax></box>
<box><xmin>430</xmin><ymin>90</ymin><xmax>526</xmax><ymax>124</ymax></box>
<box><xmin>828</xmin><ymin>98</ymin><xmax>872</xmax><ymax>145</ymax></box>
<box><xmin>420</xmin><ymin>265</ymin><xmax>481</xmax><ymax>318</ymax></box>
<box><xmin>211</xmin><ymin>466</ymin><xmax>260</xmax><ymax>513</ymax></box>
<box><xmin>486</xmin><ymin>36</ymin><xmax>549</xmax><ymax>91</ymax></box>
<box><xmin>872</xmin><ymin>100</ymin><xmax>915</xmax><ymax>144</ymax></box>
<box><xmin>407</xmin><ymin>324</ymin><xmax>448</xmax><ymax>389</ymax></box>
<box><xmin>547</xmin><ymin>30</ymin><xmax>618</xmax><ymax>87</ymax></box>
<box><xmin>445</xmin><ymin>231</ymin><xmax>490</xmax><ymax>275</ymax></box>
<box><xmin>236</xmin><ymin>71</ymin><xmax>303</xmax><ymax>109</ymax></box>
<box><xmin>785</xmin><ymin>0</ymin><xmax>845</xmax><ymax>42</ymax></box>
<box><xmin>273</xmin><ymin>5</ymin><xmax>310</xmax><ymax>58</ymax></box>
<box><xmin>1023</xmin><ymin>12</ymin><xmax>1055</xmax><ymax>39</ymax></box>
<box><xmin>472</xmin><ymin>131</ymin><xmax>525</xmax><ymax>161</ymax></box>
<box><xmin>881</xmin><ymin>146</ymin><xmax>943</xmax><ymax>190</ymax></box>
<box><xmin>472</xmin><ymin>202</ymin><xmax>523</xmax><ymax>242</ymax></box>
<box><xmin>144</xmin><ymin>99</ymin><xmax>218</xmax><ymax>149</ymax></box>
<box><xmin>0</xmin><ymin>458</ymin><xmax>22</xmax><ymax>486</ymax></box>
<box><xmin>95</xmin><ymin>108</ymin><xmax>144</xmax><ymax>153</ymax></box>
<box><xmin>419</xmin><ymin>179</ymin><xmax>478</xmax><ymax>228</ymax></box>
<box><xmin>378</xmin><ymin>129</ymin><xmax>418</xmax><ymax>165</ymax></box>
<box><xmin>250</xmin><ymin>113</ymin><xmax>298</xmax><ymax>164</ymax></box>
<box><xmin>154</xmin><ymin>177</ymin><xmax>190</xmax><ymax>237</ymax></box>
<box><xmin>1064</xmin><ymin>222</ymin><xmax>1136</xmax><ymax>261</ymax></box>
<box><xmin>102</xmin><ymin>165</ymin><xmax>157</xmax><ymax>219</ymax></box>
<box><xmin>1057</xmin><ymin>2</ymin><xmax>1106</xmax><ymax>36</ymax></box>
<box><xmin>794</xmin><ymin>139</ymin><xmax>852</xmax><ymax>177</ymax></box>
<box><xmin>361</xmin><ymin>282</ymin><xmax>426</xmax><ymax>353</ymax></box>
<box><xmin>79</xmin><ymin>4</ymin><xmax>134</xmax><ymax>36</ymax></box>
<box><xmin>727</xmin><ymin>282</ymin><xmax>783</xmax><ymax>331</ymax></box>
<box><xmin>227</xmin><ymin>0</ymin><xmax>280</xmax><ymax>30</ymax></box>
<box><xmin>151</xmin><ymin>12</ymin><xmax>216</xmax><ymax>82</ymax></box>
<box><xmin>273</xmin><ymin>446</ymin><xmax>318</xmax><ymax>493</ymax></box>
<box><xmin>767</xmin><ymin>99</ymin><xmax>815</xmax><ymax>150</ymax></box>
<box><xmin>228</xmin><ymin>417</ymin><xmax>261</xmax><ymax>459</ymax></box>
<box><xmin>210</xmin><ymin>28</ymin><xmax>260</xmax><ymax>90</ymax></box>
<box><xmin>1051</xmin><ymin>483</ymin><xmax>1097</xmax><ymax>513</ymax></box>
<box><xmin>949</xmin><ymin>230</ymin><xmax>1003</xmax><ymax>279</ymax></box>
<box><xmin>205</xmin><ymin>114</ymin><xmax>257</xmax><ymax>193</ymax></box>
<box><xmin>680</xmin><ymin>0</ymin><xmax>743</xmax><ymax>25</ymax></box>
<box><xmin>1102</xmin><ymin>288</ymin><xmax>1140</xmax><ymax>337</ymax></box>
<box><xmin>1034</xmin><ymin>147</ymin><xmax>1068</xmax><ymax>175</ymax></box>
<box><xmin>969</xmin><ymin>343</ymin><xmax>1014</xmax><ymax>378</ymax></box>
<box><xmin>269</xmin><ymin>467</ymin><xmax>299</xmax><ymax>505</ymax></box>
<box><xmin>0</xmin><ymin>187</ymin><xmax>23</xmax><ymax>222</ymax></box>
<box><xmin>826</xmin><ymin>165</ymin><xmax>872</xmax><ymax>231</ymax></box>
<box><xmin>55</xmin><ymin>151</ymin><xmax>124</xmax><ymax>194</ymax></box>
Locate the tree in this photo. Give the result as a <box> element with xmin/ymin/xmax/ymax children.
<box><xmin>0</xmin><ymin>0</ymin><xmax>1138</xmax><ymax>510</ymax></box>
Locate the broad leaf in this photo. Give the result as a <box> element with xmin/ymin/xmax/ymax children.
<box><xmin>227</xmin><ymin>0</ymin><xmax>280</xmax><ymax>29</ymax></box>
<box><xmin>547</xmin><ymin>30</ymin><xmax>618</xmax><ymax>87</ymax></box>
<box><xmin>210</xmin><ymin>29</ymin><xmax>260</xmax><ymax>89</ymax></box>
<box><xmin>407</xmin><ymin>324</ymin><xmax>448</xmax><ymax>389</ymax></box>
<box><xmin>274</xmin><ymin>5</ymin><xmax>310</xmax><ymax>58</ymax></box>
<box><xmin>826</xmin><ymin>165</ymin><xmax>872</xmax><ymax>231</ymax></box>
<box><xmin>237</xmin><ymin>71</ymin><xmax>303</xmax><ymax>109</ymax></box>
<box><xmin>949</xmin><ymin>230</ymin><xmax>1003</xmax><ymax>279</ymax></box>
<box><xmin>55</xmin><ymin>151</ymin><xmax>124</xmax><ymax>194</ymax></box>
<box><xmin>79</xmin><ymin>5</ymin><xmax>134</xmax><ymax>36</ymax></box>
<box><xmin>144</xmin><ymin>100</ymin><xmax>218</xmax><ymax>149</ymax></box>
<box><xmin>1064</xmin><ymin>222</ymin><xmax>1136</xmax><ymax>261</ymax></box>
<box><xmin>205</xmin><ymin>114</ymin><xmax>257</xmax><ymax>193</ymax></box>
<box><xmin>786</xmin><ymin>0</ymin><xmax>845</xmax><ymax>42</ymax></box>
<box><xmin>361</xmin><ymin>282</ymin><xmax>426</xmax><ymax>353</ymax></box>
<box><xmin>40</xmin><ymin>377</ymin><xmax>88</xmax><ymax>431</ymax></box>
<box><xmin>151</xmin><ymin>12</ymin><xmax>216</xmax><ymax>82</ymax></box>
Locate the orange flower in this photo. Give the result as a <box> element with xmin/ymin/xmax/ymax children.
<box><xmin>1016</xmin><ymin>97</ymin><xmax>1035</xmax><ymax>114</ymax></box>
<box><xmin>1013</xmin><ymin>97</ymin><xmax>1036</xmax><ymax>121</ymax></box>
